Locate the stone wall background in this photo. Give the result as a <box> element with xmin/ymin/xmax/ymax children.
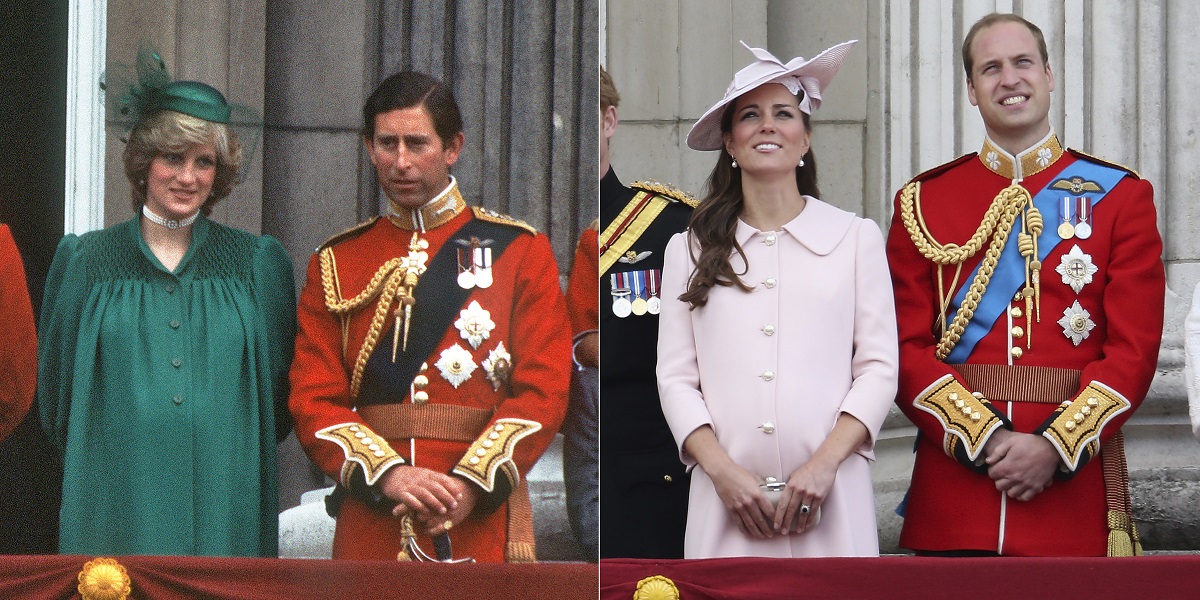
<box><xmin>604</xmin><ymin>0</ymin><xmax>1200</xmax><ymax>552</ymax></box>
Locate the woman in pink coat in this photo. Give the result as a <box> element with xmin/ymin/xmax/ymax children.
<box><xmin>656</xmin><ymin>40</ymin><xmax>898</xmax><ymax>558</ymax></box>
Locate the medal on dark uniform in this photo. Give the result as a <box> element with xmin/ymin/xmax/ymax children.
<box><xmin>610</xmin><ymin>272</ymin><xmax>632</xmax><ymax>318</ymax></box>
<box><xmin>647</xmin><ymin>269</ymin><xmax>661</xmax><ymax>315</ymax></box>
<box><xmin>474</xmin><ymin>247</ymin><xmax>493</xmax><ymax>288</ymax></box>
<box><xmin>456</xmin><ymin>248</ymin><xmax>476</xmax><ymax>289</ymax></box>
<box><xmin>1057</xmin><ymin>197</ymin><xmax>1075</xmax><ymax>240</ymax></box>
<box><xmin>630</xmin><ymin>271</ymin><xmax>648</xmax><ymax>316</ymax></box>
<box><xmin>454</xmin><ymin>237</ymin><xmax>494</xmax><ymax>289</ymax></box>
<box><xmin>1074</xmin><ymin>197</ymin><xmax>1093</xmax><ymax>239</ymax></box>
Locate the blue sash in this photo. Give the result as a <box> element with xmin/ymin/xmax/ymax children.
<box><xmin>944</xmin><ymin>158</ymin><xmax>1126</xmax><ymax>364</ymax></box>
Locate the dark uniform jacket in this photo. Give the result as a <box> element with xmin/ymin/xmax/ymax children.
<box><xmin>599</xmin><ymin>167</ymin><xmax>693</xmax><ymax>558</ymax></box>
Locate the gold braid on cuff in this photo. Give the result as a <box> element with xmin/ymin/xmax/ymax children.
<box><xmin>452</xmin><ymin>418</ymin><xmax>542</xmax><ymax>492</ymax></box>
<box><xmin>1042</xmin><ymin>381</ymin><xmax>1131</xmax><ymax>471</ymax></box>
<box><xmin>913</xmin><ymin>375</ymin><xmax>1004</xmax><ymax>461</ymax></box>
<box><xmin>316</xmin><ymin>422</ymin><xmax>405</xmax><ymax>486</ymax></box>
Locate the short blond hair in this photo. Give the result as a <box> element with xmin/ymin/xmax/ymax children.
<box><xmin>124</xmin><ymin>109</ymin><xmax>243</xmax><ymax>215</ymax></box>
<box><xmin>600</xmin><ymin>65</ymin><xmax>620</xmax><ymax>113</ymax></box>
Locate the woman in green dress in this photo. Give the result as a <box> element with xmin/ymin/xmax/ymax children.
<box><xmin>37</xmin><ymin>68</ymin><xmax>296</xmax><ymax>557</ymax></box>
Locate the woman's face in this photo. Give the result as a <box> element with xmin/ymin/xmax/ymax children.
<box><xmin>145</xmin><ymin>143</ymin><xmax>218</xmax><ymax>218</ymax></box>
<box><xmin>724</xmin><ymin>83</ymin><xmax>810</xmax><ymax>176</ymax></box>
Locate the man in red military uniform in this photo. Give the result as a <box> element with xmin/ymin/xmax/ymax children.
<box><xmin>561</xmin><ymin>217</ymin><xmax>599</xmax><ymax>560</ymax></box>
<box><xmin>0</xmin><ymin>224</ymin><xmax>35</xmax><ymax>445</ymax></box>
<box><xmin>289</xmin><ymin>71</ymin><xmax>570</xmax><ymax>563</ymax></box>
<box><xmin>886</xmin><ymin>13</ymin><xmax>1164</xmax><ymax>556</ymax></box>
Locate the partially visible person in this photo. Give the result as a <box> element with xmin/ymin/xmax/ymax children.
<box><xmin>0</xmin><ymin>224</ymin><xmax>35</xmax><ymax>444</ymax></box>
<box><xmin>0</xmin><ymin>226</ymin><xmax>58</xmax><ymax>556</ymax></box>
<box><xmin>887</xmin><ymin>13</ymin><xmax>1164</xmax><ymax>556</ymax></box>
<box><xmin>38</xmin><ymin>52</ymin><xmax>295</xmax><ymax>557</ymax></box>
<box><xmin>1186</xmin><ymin>283</ymin><xmax>1200</xmax><ymax>441</ymax></box>
<box><xmin>562</xmin><ymin>215</ymin><xmax>599</xmax><ymax>560</ymax></box>
<box><xmin>657</xmin><ymin>40</ymin><xmax>898</xmax><ymax>559</ymax></box>
<box><xmin>288</xmin><ymin>70</ymin><xmax>570</xmax><ymax>563</ymax></box>
<box><xmin>598</xmin><ymin>65</ymin><xmax>694</xmax><ymax>559</ymax></box>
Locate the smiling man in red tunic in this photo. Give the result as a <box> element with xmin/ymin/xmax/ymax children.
<box><xmin>886</xmin><ymin>13</ymin><xmax>1165</xmax><ymax>556</ymax></box>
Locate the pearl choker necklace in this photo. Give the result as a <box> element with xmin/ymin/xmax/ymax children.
<box><xmin>142</xmin><ymin>205</ymin><xmax>199</xmax><ymax>230</ymax></box>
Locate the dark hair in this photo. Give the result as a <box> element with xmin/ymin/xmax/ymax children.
<box><xmin>680</xmin><ymin>97</ymin><xmax>819</xmax><ymax>308</ymax></box>
<box><xmin>962</xmin><ymin>13</ymin><xmax>1049</xmax><ymax>82</ymax></box>
<box><xmin>124</xmin><ymin>109</ymin><xmax>242</xmax><ymax>216</ymax></box>
<box><xmin>362</xmin><ymin>71</ymin><xmax>463</xmax><ymax>144</ymax></box>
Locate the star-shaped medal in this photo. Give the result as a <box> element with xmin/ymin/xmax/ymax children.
<box><xmin>1057</xmin><ymin>300</ymin><xmax>1095</xmax><ymax>346</ymax></box>
<box><xmin>1055</xmin><ymin>244</ymin><xmax>1097</xmax><ymax>294</ymax></box>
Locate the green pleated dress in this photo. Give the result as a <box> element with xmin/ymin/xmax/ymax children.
<box><xmin>38</xmin><ymin>217</ymin><xmax>296</xmax><ymax>557</ymax></box>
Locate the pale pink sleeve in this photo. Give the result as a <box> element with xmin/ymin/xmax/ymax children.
<box><xmin>656</xmin><ymin>232</ymin><xmax>713</xmax><ymax>468</ymax></box>
<box><xmin>840</xmin><ymin>219</ymin><xmax>900</xmax><ymax>460</ymax></box>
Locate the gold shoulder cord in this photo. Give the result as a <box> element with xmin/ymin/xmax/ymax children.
<box><xmin>319</xmin><ymin>248</ymin><xmax>409</xmax><ymax>397</ymax></box>
<box><xmin>900</xmin><ymin>181</ymin><xmax>1039</xmax><ymax>360</ymax></box>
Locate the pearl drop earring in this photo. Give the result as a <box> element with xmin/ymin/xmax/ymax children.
<box><xmin>731</xmin><ymin>158</ymin><xmax>739</xmax><ymax>169</ymax></box>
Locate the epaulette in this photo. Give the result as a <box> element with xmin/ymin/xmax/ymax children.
<box><xmin>908</xmin><ymin>153</ymin><xmax>977</xmax><ymax>184</ymax></box>
<box><xmin>631</xmin><ymin>179</ymin><xmax>699</xmax><ymax>208</ymax></box>
<box><xmin>471</xmin><ymin>206</ymin><xmax>538</xmax><ymax>235</ymax></box>
<box><xmin>1067</xmin><ymin>148</ymin><xmax>1142</xmax><ymax>180</ymax></box>
<box><xmin>587</xmin><ymin>217</ymin><xmax>599</xmax><ymax>232</ymax></box>
<box><xmin>315</xmin><ymin>217</ymin><xmax>380</xmax><ymax>252</ymax></box>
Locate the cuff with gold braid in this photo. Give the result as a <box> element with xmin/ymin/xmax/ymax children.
<box><xmin>315</xmin><ymin>422</ymin><xmax>406</xmax><ymax>486</ymax></box>
<box><xmin>452</xmin><ymin>418</ymin><xmax>541</xmax><ymax>493</ymax></box>
<box><xmin>913</xmin><ymin>375</ymin><xmax>1010</xmax><ymax>472</ymax></box>
<box><xmin>1036</xmin><ymin>381</ymin><xmax>1131</xmax><ymax>474</ymax></box>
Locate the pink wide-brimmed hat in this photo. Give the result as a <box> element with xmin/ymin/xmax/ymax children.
<box><xmin>686</xmin><ymin>39</ymin><xmax>857</xmax><ymax>151</ymax></box>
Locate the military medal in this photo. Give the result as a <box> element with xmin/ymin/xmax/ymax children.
<box><xmin>1074</xmin><ymin>197</ymin><xmax>1093</xmax><ymax>239</ymax></box>
<box><xmin>647</xmin><ymin>269</ymin><xmax>661</xmax><ymax>315</ymax></box>
<box><xmin>1055</xmin><ymin>244</ymin><xmax>1097</xmax><ymax>294</ymax></box>
<box><xmin>630</xmin><ymin>271</ymin><xmax>648</xmax><ymax>316</ymax></box>
<box><xmin>454</xmin><ymin>300</ymin><xmax>495</xmax><ymax>349</ymax></box>
<box><xmin>435</xmin><ymin>343</ymin><xmax>477</xmax><ymax>388</ymax></box>
<box><xmin>611</xmin><ymin>273</ymin><xmax>632</xmax><ymax>318</ymax></box>
<box><xmin>482</xmin><ymin>342</ymin><xmax>513</xmax><ymax>391</ymax></box>
<box><xmin>454</xmin><ymin>237</ymin><xmax>494</xmax><ymax>290</ymax></box>
<box><xmin>456</xmin><ymin>248</ymin><xmax>476</xmax><ymax>289</ymax></box>
<box><xmin>1057</xmin><ymin>300</ymin><xmax>1095</xmax><ymax>346</ymax></box>
<box><xmin>1057</xmin><ymin>197</ymin><xmax>1075</xmax><ymax>240</ymax></box>
<box><xmin>474</xmin><ymin>247</ymin><xmax>494</xmax><ymax>288</ymax></box>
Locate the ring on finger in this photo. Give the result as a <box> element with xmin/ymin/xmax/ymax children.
<box><xmin>800</xmin><ymin>504</ymin><xmax>811</xmax><ymax>515</ymax></box>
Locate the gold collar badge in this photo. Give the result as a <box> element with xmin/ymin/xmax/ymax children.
<box><xmin>979</xmin><ymin>133</ymin><xmax>1063</xmax><ymax>180</ymax></box>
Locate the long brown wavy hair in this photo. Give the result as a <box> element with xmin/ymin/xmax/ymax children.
<box><xmin>679</xmin><ymin>96</ymin><xmax>820</xmax><ymax>309</ymax></box>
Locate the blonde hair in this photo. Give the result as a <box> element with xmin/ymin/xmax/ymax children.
<box><xmin>124</xmin><ymin>110</ymin><xmax>243</xmax><ymax>215</ymax></box>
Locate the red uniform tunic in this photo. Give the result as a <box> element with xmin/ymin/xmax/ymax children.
<box><xmin>565</xmin><ymin>225</ymin><xmax>599</xmax><ymax>337</ymax></box>
<box><xmin>289</xmin><ymin>185</ymin><xmax>570</xmax><ymax>562</ymax></box>
<box><xmin>0</xmin><ymin>224</ymin><xmax>35</xmax><ymax>443</ymax></box>
<box><xmin>886</xmin><ymin>135</ymin><xmax>1164</xmax><ymax>556</ymax></box>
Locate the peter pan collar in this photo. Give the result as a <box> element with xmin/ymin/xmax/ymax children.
<box><xmin>734</xmin><ymin>196</ymin><xmax>855</xmax><ymax>256</ymax></box>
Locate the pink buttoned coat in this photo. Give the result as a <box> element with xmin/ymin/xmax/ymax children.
<box><xmin>657</xmin><ymin>197</ymin><xmax>898</xmax><ymax>558</ymax></box>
